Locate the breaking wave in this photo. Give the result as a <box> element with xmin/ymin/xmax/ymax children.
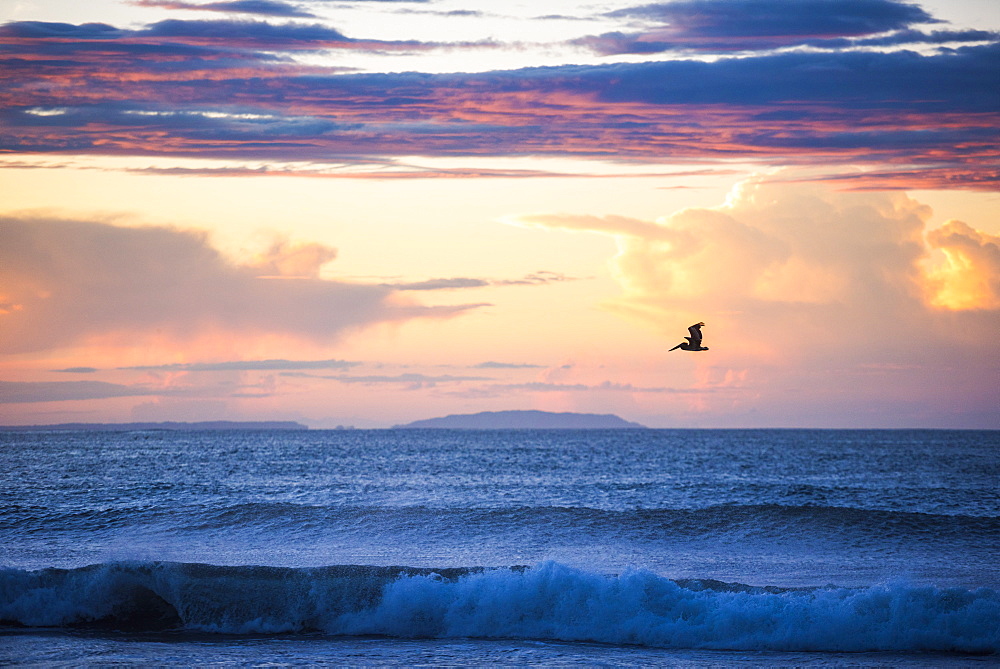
<box><xmin>2</xmin><ymin>561</ymin><xmax>997</xmax><ymax>653</ymax></box>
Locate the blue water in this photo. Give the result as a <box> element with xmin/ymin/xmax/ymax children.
<box><xmin>1</xmin><ymin>429</ymin><xmax>998</xmax><ymax>665</ymax></box>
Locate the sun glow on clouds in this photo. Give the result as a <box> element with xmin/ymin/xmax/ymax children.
<box><xmin>926</xmin><ymin>221</ymin><xmax>1000</xmax><ymax>310</ymax></box>
<box><xmin>516</xmin><ymin>174</ymin><xmax>1000</xmax><ymax>321</ymax></box>
<box><xmin>1</xmin><ymin>176</ymin><xmax>997</xmax><ymax>427</ymax></box>
<box><xmin>509</xmin><ymin>174</ymin><xmax>999</xmax><ymax>424</ymax></box>
<box><xmin>0</xmin><ymin>0</ymin><xmax>997</xmax><ymax>427</ymax></box>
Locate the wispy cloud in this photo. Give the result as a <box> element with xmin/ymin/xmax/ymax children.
<box><xmin>808</xmin><ymin>28</ymin><xmax>999</xmax><ymax>49</ymax></box>
<box><xmin>395</xmin><ymin>8</ymin><xmax>488</xmax><ymax>18</ymax></box>
<box><xmin>285</xmin><ymin>372</ymin><xmax>493</xmax><ymax>389</ymax></box>
<box><xmin>387</xmin><ymin>277</ymin><xmax>491</xmax><ymax>291</ymax></box>
<box><xmin>440</xmin><ymin>380</ymin><xmax>711</xmax><ymax>400</ymax></box>
<box><xmin>498</xmin><ymin>380</ymin><xmax>688</xmax><ymax>393</ymax></box>
<box><xmin>109</xmin><ymin>164</ymin><xmax>716</xmax><ymax>181</ymax></box>
<box><xmin>0</xmin><ymin>380</ymin><xmax>160</xmax><ymax>403</ymax></box>
<box><xmin>583</xmin><ymin>0</ymin><xmax>940</xmax><ymax>54</ymax></box>
<box><xmin>121</xmin><ymin>358</ymin><xmax>362</xmax><ymax>372</ymax></box>
<box><xmin>332</xmin><ymin>373</ymin><xmax>491</xmax><ymax>383</ymax></box>
<box><xmin>608</xmin><ymin>0</ymin><xmax>936</xmax><ymax>34</ymax></box>
<box><xmin>132</xmin><ymin>0</ymin><xmax>319</xmax><ymax>18</ymax></box>
<box><xmin>573</xmin><ymin>27</ymin><xmax>999</xmax><ymax>54</ymax></box>
<box><xmin>473</xmin><ymin>361</ymin><xmax>543</xmax><ymax>369</ymax></box>
<box><xmin>384</xmin><ymin>271</ymin><xmax>578</xmax><ymax>291</ymax></box>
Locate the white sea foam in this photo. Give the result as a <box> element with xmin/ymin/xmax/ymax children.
<box><xmin>2</xmin><ymin>561</ymin><xmax>997</xmax><ymax>653</ymax></box>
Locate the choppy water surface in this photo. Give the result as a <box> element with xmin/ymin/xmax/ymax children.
<box><xmin>2</xmin><ymin>429</ymin><xmax>998</xmax><ymax>665</ymax></box>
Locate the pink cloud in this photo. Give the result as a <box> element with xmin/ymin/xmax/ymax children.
<box><xmin>1</xmin><ymin>21</ymin><xmax>995</xmax><ymax>188</ymax></box>
<box><xmin>0</xmin><ymin>215</ymin><xmax>481</xmax><ymax>355</ymax></box>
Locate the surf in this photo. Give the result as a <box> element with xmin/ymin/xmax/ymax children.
<box><xmin>2</xmin><ymin>561</ymin><xmax>997</xmax><ymax>653</ymax></box>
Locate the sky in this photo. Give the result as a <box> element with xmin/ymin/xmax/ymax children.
<box><xmin>0</xmin><ymin>0</ymin><xmax>997</xmax><ymax>428</ymax></box>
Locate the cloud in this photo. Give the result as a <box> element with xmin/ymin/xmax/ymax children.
<box><xmin>388</xmin><ymin>277</ymin><xmax>491</xmax><ymax>291</ymax></box>
<box><xmin>926</xmin><ymin>221</ymin><xmax>1000</xmax><ymax>310</ymax></box>
<box><xmin>0</xmin><ymin>17</ymin><xmax>488</xmax><ymax>56</ymax></box>
<box><xmin>385</xmin><ymin>271</ymin><xmax>577</xmax><ymax>291</ymax></box>
<box><xmin>519</xmin><ymin>177</ymin><xmax>940</xmax><ymax>321</ymax></box>
<box><xmin>780</xmin><ymin>168</ymin><xmax>1000</xmax><ymax>192</ymax></box>
<box><xmin>589</xmin><ymin>0</ymin><xmax>939</xmax><ymax>53</ymax></box>
<box><xmin>498</xmin><ymin>271</ymin><xmax>576</xmax><ymax>286</ymax></box>
<box><xmin>286</xmin><ymin>372</ymin><xmax>493</xmax><ymax>389</ymax></box>
<box><xmin>497</xmin><ymin>380</ymin><xmax>685</xmax><ymax>393</ymax></box>
<box><xmin>139</xmin><ymin>18</ymin><xmax>350</xmax><ymax>47</ymax></box>
<box><xmin>132</xmin><ymin>0</ymin><xmax>318</xmax><ymax>18</ymax></box>
<box><xmin>52</xmin><ymin>367</ymin><xmax>100</xmax><ymax>374</ymax></box>
<box><xmin>0</xmin><ymin>21</ymin><xmax>125</xmax><ymax>39</ymax></box>
<box><xmin>574</xmin><ymin>27</ymin><xmax>999</xmax><ymax>54</ymax></box>
<box><xmin>330</xmin><ymin>373</ymin><xmax>491</xmax><ymax>383</ymax></box>
<box><xmin>511</xmin><ymin>175</ymin><xmax>1000</xmax><ymax>425</ymax></box>
<box><xmin>121</xmin><ymin>358</ymin><xmax>362</xmax><ymax>372</ymax></box>
<box><xmin>249</xmin><ymin>238</ymin><xmax>338</xmax><ymax>278</ymax></box>
<box><xmin>441</xmin><ymin>379</ymin><xmax>708</xmax><ymax>401</ymax></box>
<box><xmin>0</xmin><ymin>380</ymin><xmax>159</xmax><ymax>403</ymax></box>
<box><xmin>1</xmin><ymin>15</ymin><xmax>997</xmax><ymax>187</ymax></box>
<box><xmin>609</xmin><ymin>0</ymin><xmax>935</xmax><ymax>35</ymax></box>
<box><xmin>811</xmin><ymin>28</ymin><xmax>1000</xmax><ymax>49</ymax></box>
<box><xmin>0</xmin><ymin>216</ymin><xmax>481</xmax><ymax>354</ymax></box>
<box><xmin>307</xmin><ymin>0</ymin><xmax>431</xmax><ymax>3</ymax></box>
<box><xmin>112</xmin><ymin>164</ymin><xmax>703</xmax><ymax>180</ymax></box>
<box><xmin>474</xmin><ymin>361</ymin><xmax>543</xmax><ymax>369</ymax></box>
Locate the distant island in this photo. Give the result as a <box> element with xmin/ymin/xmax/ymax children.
<box><xmin>394</xmin><ymin>410</ymin><xmax>645</xmax><ymax>429</ymax></box>
<box><xmin>0</xmin><ymin>421</ymin><xmax>308</xmax><ymax>432</ymax></box>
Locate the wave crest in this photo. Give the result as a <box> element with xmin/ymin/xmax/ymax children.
<box><xmin>1</xmin><ymin>561</ymin><xmax>997</xmax><ymax>653</ymax></box>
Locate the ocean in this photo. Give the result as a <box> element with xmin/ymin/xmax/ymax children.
<box><xmin>1</xmin><ymin>428</ymin><xmax>997</xmax><ymax>666</ymax></box>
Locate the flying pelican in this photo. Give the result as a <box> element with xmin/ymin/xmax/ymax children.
<box><xmin>669</xmin><ymin>322</ymin><xmax>709</xmax><ymax>351</ymax></box>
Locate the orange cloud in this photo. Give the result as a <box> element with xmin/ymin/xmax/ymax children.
<box><xmin>512</xmin><ymin>175</ymin><xmax>1000</xmax><ymax>425</ymax></box>
<box><xmin>926</xmin><ymin>221</ymin><xmax>1000</xmax><ymax>310</ymax></box>
<box><xmin>250</xmin><ymin>238</ymin><xmax>338</xmax><ymax>278</ymax></box>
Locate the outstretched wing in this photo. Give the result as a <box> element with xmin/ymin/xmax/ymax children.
<box><xmin>687</xmin><ymin>323</ymin><xmax>703</xmax><ymax>347</ymax></box>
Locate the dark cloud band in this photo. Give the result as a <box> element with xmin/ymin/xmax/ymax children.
<box><xmin>1</xmin><ymin>15</ymin><xmax>997</xmax><ymax>189</ymax></box>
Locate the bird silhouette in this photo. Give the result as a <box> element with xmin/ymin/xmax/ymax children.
<box><xmin>669</xmin><ymin>322</ymin><xmax>709</xmax><ymax>351</ymax></box>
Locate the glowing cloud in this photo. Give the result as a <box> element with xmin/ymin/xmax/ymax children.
<box><xmin>0</xmin><ymin>216</ymin><xmax>479</xmax><ymax>355</ymax></box>
<box><xmin>511</xmin><ymin>175</ymin><xmax>1000</xmax><ymax>425</ymax></box>
<box><xmin>518</xmin><ymin>176</ymin><xmax>999</xmax><ymax>330</ymax></box>
<box><xmin>926</xmin><ymin>221</ymin><xmax>1000</xmax><ymax>310</ymax></box>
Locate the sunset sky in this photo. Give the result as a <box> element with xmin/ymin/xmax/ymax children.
<box><xmin>1</xmin><ymin>0</ymin><xmax>997</xmax><ymax>428</ymax></box>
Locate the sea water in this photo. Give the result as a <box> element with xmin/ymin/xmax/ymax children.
<box><xmin>1</xmin><ymin>429</ymin><xmax>997</xmax><ymax>666</ymax></box>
